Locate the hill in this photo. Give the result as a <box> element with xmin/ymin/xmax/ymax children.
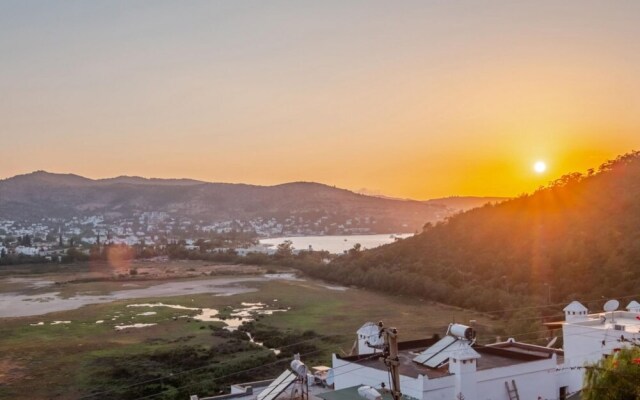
<box><xmin>301</xmin><ymin>151</ymin><xmax>640</xmax><ymax>313</ymax></box>
<box><xmin>0</xmin><ymin>171</ymin><xmax>451</xmax><ymax>235</ymax></box>
<box><xmin>425</xmin><ymin>196</ymin><xmax>508</xmax><ymax>212</ymax></box>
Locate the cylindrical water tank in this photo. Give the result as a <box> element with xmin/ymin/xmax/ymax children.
<box><xmin>357</xmin><ymin>386</ymin><xmax>382</xmax><ymax>400</ymax></box>
<box><xmin>449</xmin><ymin>323</ymin><xmax>474</xmax><ymax>340</ymax></box>
<box><xmin>291</xmin><ymin>360</ymin><xmax>307</xmax><ymax>377</ymax></box>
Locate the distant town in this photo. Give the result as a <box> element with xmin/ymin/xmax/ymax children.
<box><xmin>0</xmin><ymin>211</ymin><xmax>418</xmax><ymax>262</ymax></box>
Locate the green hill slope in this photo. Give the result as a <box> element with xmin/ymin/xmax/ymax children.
<box><xmin>302</xmin><ymin>151</ymin><xmax>640</xmax><ymax>314</ymax></box>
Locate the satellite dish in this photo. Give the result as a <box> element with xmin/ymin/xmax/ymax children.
<box><xmin>603</xmin><ymin>299</ymin><xmax>619</xmax><ymax>312</ymax></box>
<box><xmin>604</xmin><ymin>299</ymin><xmax>619</xmax><ymax>324</ymax></box>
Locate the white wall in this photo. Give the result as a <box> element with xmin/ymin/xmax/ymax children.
<box><xmin>334</xmin><ymin>353</ymin><xmax>578</xmax><ymax>400</ymax></box>
<box><xmin>332</xmin><ymin>355</ymin><xmax>425</xmax><ymax>400</ymax></box>
<box><xmin>563</xmin><ymin>315</ymin><xmax>640</xmax><ymax>367</ymax></box>
<box><xmin>475</xmin><ymin>357</ymin><xmax>559</xmax><ymax>400</ymax></box>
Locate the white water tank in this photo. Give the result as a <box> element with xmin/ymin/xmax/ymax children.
<box><xmin>449</xmin><ymin>323</ymin><xmax>475</xmax><ymax>340</ymax></box>
<box><xmin>291</xmin><ymin>360</ymin><xmax>308</xmax><ymax>378</ymax></box>
<box><xmin>357</xmin><ymin>386</ymin><xmax>382</xmax><ymax>400</ymax></box>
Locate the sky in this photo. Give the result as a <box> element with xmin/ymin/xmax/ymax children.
<box><xmin>1</xmin><ymin>1</ymin><xmax>640</xmax><ymax>199</ymax></box>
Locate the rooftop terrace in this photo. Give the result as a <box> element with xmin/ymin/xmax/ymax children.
<box><xmin>337</xmin><ymin>338</ymin><xmax>562</xmax><ymax>380</ymax></box>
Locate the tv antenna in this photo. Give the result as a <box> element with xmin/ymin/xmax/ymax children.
<box><xmin>366</xmin><ymin>322</ymin><xmax>402</xmax><ymax>400</ymax></box>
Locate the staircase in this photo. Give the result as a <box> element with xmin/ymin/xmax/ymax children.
<box><xmin>505</xmin><ymin>380</ymin><xmax>520</xmax><ymax>400</ymax></box>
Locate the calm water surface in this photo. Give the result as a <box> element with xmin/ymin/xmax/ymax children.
<box><xmin>259</xmin><ymin>233</ymin><xmax>412</xmax><ymax>254</ymax></box>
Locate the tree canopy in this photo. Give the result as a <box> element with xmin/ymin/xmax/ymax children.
<box><xmin>583</xmin><ymin>346</ymin><xmax>640</xmax><ymax>400</ymax></box>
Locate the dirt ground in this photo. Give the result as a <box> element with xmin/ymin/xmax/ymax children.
<box><xmin>0</xmin><ymin>260</ymin><xmax>265</xmax><ymax>295</ymax></box>
<box><xmin>0</xmin><ymin>359</ymin><xmax>26</xmax><ymax>385</ymax></box>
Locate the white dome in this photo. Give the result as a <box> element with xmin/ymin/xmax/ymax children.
<box><xmin>563</xmin><ymin>301</ymin><xmax>588</xmax><ymax>312</ymax></box>
<box><xmin>626</xmin><ymin>300</ymin><xmax>640</xmax><ymax>311</ymax></box>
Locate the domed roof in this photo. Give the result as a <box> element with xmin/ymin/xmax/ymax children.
<box><xmin>626</xmin><ymin>300</ymin><xmax>640</xmax><ymax>311</ymax></box>
<box><xmin>357</xmin><ymin>322</ymin><xmax>379</xmax><ymax>333</ymax></box>
<box><xmin>563</xmin><ymin>301</ymin><xmax>588</xmax><ymax>312</ymax></box>
<box><xmin>450</xmin><ymin>341</ymin><xmax>481</xmax><ymax>360</ymax></box>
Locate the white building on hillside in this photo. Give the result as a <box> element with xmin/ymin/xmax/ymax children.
<box><xmin>332</xmin><ymin>300</ymin><xmax>640</xmax><ymax>400</ymax></box>
<box><xmin>14</xmin><ymin>246</ymin><xmax>42</xmax><ymax>256</ymax></box>
<box><xmin>236</xmin><ymin>244</ymin><xmax>276</xmax><ymax>257</ymax></box>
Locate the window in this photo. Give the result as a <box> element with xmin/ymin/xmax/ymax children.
<box><xmin>559</xmin><ymin>386</ymin><xmax>568</xmax><ymax>400</ymax></box>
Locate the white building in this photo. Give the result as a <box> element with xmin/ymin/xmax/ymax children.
<box><xmin>236</xmin><ymin>244</ymin><xmax>276</xmax><ymax>257</ymax></box>
<box><xmin>556</xmin><ymin>300</ymin><xmax>640</xmax><ymax>391</ymax></box>
<box><xmin>331</xmin><ymin>300</ymin><xmax>640</xmax><ymax>400</ymax></box>
<box><xmin>356</xmin><ymin>322</ymin><xmax>383</xmax><ymax>356</ymax></box>
<box><xmin>14</xmin><ymin>246</ymin><xmax>42</xmax><ymax>256</ymax></box>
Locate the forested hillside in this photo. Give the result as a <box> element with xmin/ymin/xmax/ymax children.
<box><xmin>302</xmin><ymin>151</ymin><xmax>640</xmax><ymax>314</ymax></box>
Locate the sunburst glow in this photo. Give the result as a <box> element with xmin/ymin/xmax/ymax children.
<box><xmin>534</xmin><ymin>161</ymin><xmax>547</xmax><ymax>174</ymax></box>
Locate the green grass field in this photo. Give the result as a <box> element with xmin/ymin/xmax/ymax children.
<box><xmin>0</xmin><ymin>263</ymin><xmax>502</xmax><ymax>399</ymax></box>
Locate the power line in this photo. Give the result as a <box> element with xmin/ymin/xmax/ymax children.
<box><xmin>79</xmin><ymin>334</ymin><xmax>340</xmax><ymax>399</ymax></box>
<box><xmin>122</xmin><ymin>323</ymin><xmax>635</xmax><ymax>400</ymax></box>
<box><xmin>132</xmin><ymin>347</ymin><xmax>383</xmax><ymax>400</ymax></box>
<box><xmin>136</xmin><ymin>332</ymin><xmax>632</xmax><ymax>400</ymax></box>
<box><xmin>479</xmin><ymin>292</ymin><xmax>640</xmax><ymax>315</ymax></box>
<box><xmin>81</xmin><ymin>293</ymin><xmax>640</xmax><ymax>399</ymax></box>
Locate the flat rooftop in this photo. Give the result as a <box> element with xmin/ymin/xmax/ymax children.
<box><xmin>317</xmin><ymin>385</ymin><xmax>419</xmax><ymax>400</ymax></box>
<box><xmin>545</xmin><ymin>311</ymin><xmax>640</xmax><ymax>332</ymax></box>
<box><xmin>337</xmin><ymin>338</ymin><xmax>562</xmax><ymax>380</ymax></box>
<box><xmin>194</xmin><ymin>380</ymin><xmax>331</xmax><ymax>400</ymax></box>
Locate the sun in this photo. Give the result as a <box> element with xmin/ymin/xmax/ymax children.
<box><xmin>533</xmin><ymin>160</ymin><xmax>547</xmax><ymax>174</ymax></box>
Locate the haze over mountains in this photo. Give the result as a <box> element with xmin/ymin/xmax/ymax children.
<box><xmin>0</xmin><ymin>171</ymin><xmax>502</xmax><ymax>235</ymax></box>
<box><xmin>301</xmin><ymin>151</ymin><xmax>640</xmax><ymax>312</ymax></box>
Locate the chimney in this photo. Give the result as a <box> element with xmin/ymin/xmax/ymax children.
<box><xmin>563</xmin><ymin>301</ymin><xmax>588</xmax><ymax>322</ymax></box>
<box><xmin>626</xmin><ymin>300</ymin><xmax>640</xmax><ymax>313</ymax></box>
<box><xmin>449</xmin><ymin>344</ymin><xmax>480</xmax><ymax>400</ymax></box>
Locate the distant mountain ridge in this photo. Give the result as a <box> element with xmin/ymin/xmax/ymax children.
<box><xmin>425</xmin><ymin>196</ymin><xmax>508</xmax><ymax>211</ymax></box>
<box><xmin>3</xmin><ymin>171</ymin><xmax>206</xmax><ymax>186</ymax></box>
<box><xmin>0</xmin><ymin>171</ymin><xmax>464</xmax><ymax>234</ymax></box>
<box><xmin>98</xmin><ymin>175</ymin><xmax>204</xmax><ymax>186</ymax></box>
<box><xmin>356</xmin><ymin>187</ymin><xmax>506</xmax><ymax>211</ymax></box>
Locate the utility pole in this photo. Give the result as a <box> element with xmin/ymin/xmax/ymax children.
<box><xmin>544</xmin><ymin>283</ymin><xmax>552</xmax><ymax>304</ymax></box>
<box><xmin>369</xmin><ymin>321</ymin><xmax>402</xmax><ymax>400</ymax></box>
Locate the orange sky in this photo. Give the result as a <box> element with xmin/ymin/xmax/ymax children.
<box><xmin>1</xmin><ymin>1</ymin><xmax>639</xmax><ymax>199</ymax></box>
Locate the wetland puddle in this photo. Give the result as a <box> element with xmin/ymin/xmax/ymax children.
<box><xmin>115</xmin><ymin>323</ymin><xmax>157</xmax><ymax>330</ymax></box>
<box><xmin>30</xmin><ymin>320</ymin><xmax>71</xmax><ymax>326</ymax></box>
<box><xmin>125</xmin><ymin>301</ymin><xmax>287</xmax><ymax>331</ymax></box>
<box><xmin>247</xmin><ymin>332</ymin><xmax>281</xmax><ymax>355</ymax></box>
<box><xmin>0</xmin><ymin>275</ymin><xmax>302</xmax><ymax>318</ymax></box>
